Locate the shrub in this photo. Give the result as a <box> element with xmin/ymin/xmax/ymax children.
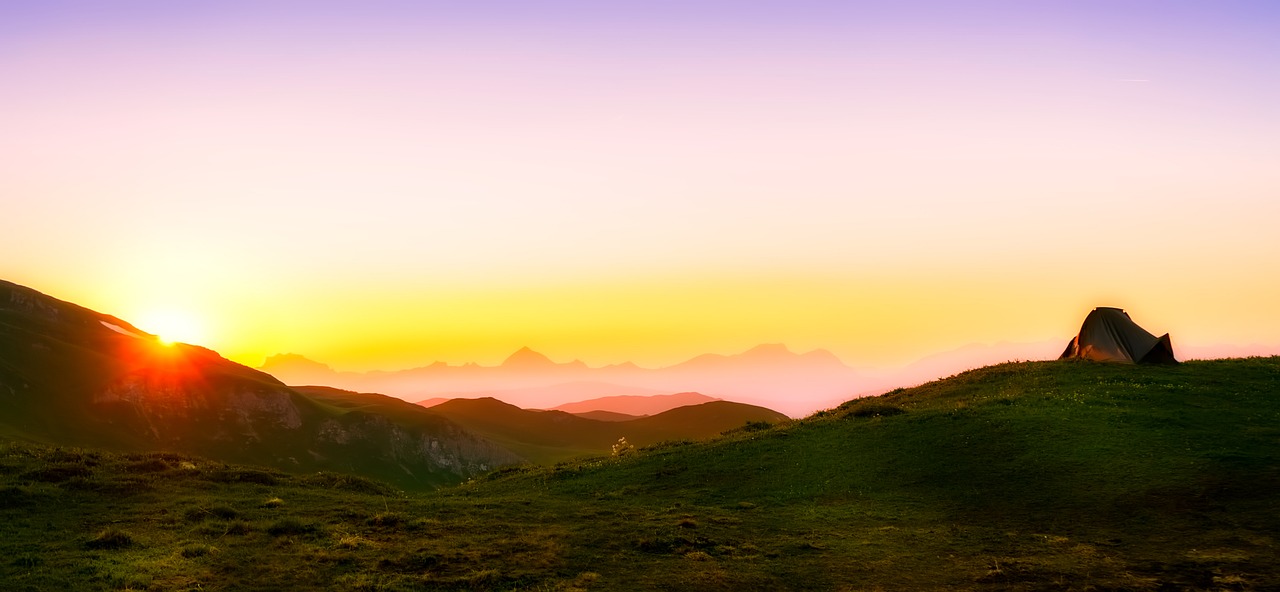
<box><xmin>612</xmin><ymin>437</ymin><xmax>635</xmax><ymax>457</ymax></box>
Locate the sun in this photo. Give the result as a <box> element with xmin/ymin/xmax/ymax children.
<box><xmin>135</xmin><ymin>310</ymin><xmax>207</xmax><ymax>346</ymax></box>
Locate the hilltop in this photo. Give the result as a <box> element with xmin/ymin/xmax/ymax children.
<box><xmin>0</xmin><ymin>279</ymin><xmax>515</xmax><ymax>489</ymax></box>
<box><xmin>2</xmin><ymin>357</ymin><xmax>1277</xmax><ymax>590</ymax></box>
<box><xmin>550</xmin><ymin>391</ymin><xmax>719</xmax><ymax>416</ymax></box>
<box><xmin>422</xmin><ymin>397</ymin><xmax>788</xmax><ymax>463</ymax></box>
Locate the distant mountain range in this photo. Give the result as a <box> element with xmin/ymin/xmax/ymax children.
<box><xmin>1</xmin><ymin>279</ymin><xmax>794</xmax><ymax>487</ymax></box>
<box><xmin>260</xmin><ymin>339</ymin><xmax>1081</xmax><ymax>417</ymax></box>
<box><xmin>261</xmin><ymin>343</ymin><xmax>865</xmax><ymax>417</ymax></box>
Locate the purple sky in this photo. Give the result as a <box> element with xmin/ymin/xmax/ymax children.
<box><xmin>3</xmin><ymin>1</ymin><xmax>1279</xmax><ymax>369</ymax></box>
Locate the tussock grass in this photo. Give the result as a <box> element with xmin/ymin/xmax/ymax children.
<box><xmin>85</xmin><ymin>527</ymin><xmax>134</xmax><ymax>550</ymax></box>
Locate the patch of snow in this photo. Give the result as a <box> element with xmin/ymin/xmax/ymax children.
<box><xmin>101</xmin><ymin>320</ymin><xmax>145</xmax><ymax>338</ymax></box>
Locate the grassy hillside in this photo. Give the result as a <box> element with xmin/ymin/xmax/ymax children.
<box><xmin>1</xmin><ymin>280</ymin><xmax>516</xmax><ymax>490</ymax></box>
<box><xmin>425</xmin><ymin>397</ymin><xmax>789</xmax><ymax>464</ymax></box>
<box><xmin>2</xmin><ymin>358</ymin><xmax>1278</xmax><ymax>590</ymax></box>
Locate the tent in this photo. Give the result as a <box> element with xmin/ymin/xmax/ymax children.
<box><xmin>1059</xmin><ymin>307</ymin><xmax>1177</xmax><ymax>364</ymax></box>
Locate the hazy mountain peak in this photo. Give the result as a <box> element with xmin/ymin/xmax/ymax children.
<box><xmin>502</xmin><ymin>347</ymin><xmax>556</xmax><ymax>369</ymax></box>
<box><xmin>260</xmin><ymin>353</ymin><xmax>333</xmax><ymax>374</ymax></box>
<box><xmin>799</xmin><ymin>348</ymin><xmax>845</xmax><ymax>364</ymax></box>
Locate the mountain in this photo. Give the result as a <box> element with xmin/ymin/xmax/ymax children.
<box><xmin>258</xmin><ymin>344</ymin><xmax>861</xmax><ymax>416</ymax></box>
<box><xmin>424</xmin><ymin>397</ymin><xmax>788</xmax><ymax>463</ymax></box>
<box><xmin>5</xmin><ymin>357</ymin><xmax>1276</xmax><ymax>590</ymax></box>
<box><xmin>550</xmin><ymin>392</ymin><xmax>719</xmax><ymax>416</ymax></box>
<box><xmin>568</xmin><ymin>410</ymin><xmax>641</xmax><ymax>422</ymax></box>
<box><xmin>0</xmin><ymin>279</ymin><xmax>516</xmax><ymax>489</ymax></box>
<box><xmin>416</xmin><ymin>381</ymin><xmax>666</xmax><ymax>409</ymax></box>
<box><xmin>621</xmin><ymin>400</ymin><xmax>788</xmax><ymax>441</ymax></box>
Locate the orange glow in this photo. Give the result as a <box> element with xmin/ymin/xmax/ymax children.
<box><xmin>135</xmin><ymin>310</ymin><xmax>206</xmax><ymax>347</ymax></box>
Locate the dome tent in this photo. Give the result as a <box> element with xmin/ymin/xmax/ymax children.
<box><xmin>1060</xmin><ymin>307</ymin><xmax>1177</xmax><ymax>364</ymax></box>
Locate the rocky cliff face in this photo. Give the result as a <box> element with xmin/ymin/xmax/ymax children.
<box><xmin>0</xmin><ymin>279</ymin><xmax>519</xmax><ymax>489</ymax></box>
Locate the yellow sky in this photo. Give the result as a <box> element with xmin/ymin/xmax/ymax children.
<box><xmin>4</xmin><ymin>3</ymin><xmax>1280</xmax><ymax>371</ymax></box>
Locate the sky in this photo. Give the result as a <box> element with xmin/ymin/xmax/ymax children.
<box><xmin>3</xmin><ymin>1</ymin><xmax>1279</xmax><ymax>372</ymax></box>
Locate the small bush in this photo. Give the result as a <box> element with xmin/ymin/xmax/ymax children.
<box><xmin>262</xmin><ymin>497</ymin><xmax>284</xmax><ymax>508</ymax></box>
<box><xmin>85</xmin><ymin>528</ymin><xmax>135</xmax><ymax>550</ymax></box>
<box><xmin>612</xmin><ymin>437</ymin><xmax>635</xmax><ymax>457</ymax></box>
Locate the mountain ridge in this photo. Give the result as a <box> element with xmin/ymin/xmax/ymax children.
<box><xmin>0</xmin><ymin>279</ymin><xmax>516</xmax><ymax>489</ymax></box>
<box><xmin>549</xmin><ymin>391</ymin><xmax>719</xmax><ymax>416</ymax></box>
<box><xmin>258</xmin><ymin>344</ymin><xmax>860</xmax><ymax>415</ymax></box>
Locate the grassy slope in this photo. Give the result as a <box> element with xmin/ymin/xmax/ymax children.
<box><xmin>425</xmin><ymin>398</ymin><xmax>789</xmax><ymax>464</ymax></box>
<box><xmin>1</xmin><ymin>358</ymin><xmax>1277</xmax><ymax>591</ymax></box>
<box><xmin>2</xmin><ymin>280</ymin><xmax>515</xmax><ymax>490</ymax></box>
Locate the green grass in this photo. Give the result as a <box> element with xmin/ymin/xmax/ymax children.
<box><xmin>1</xmin><ymin>358</ymin><xmax>1278</xmax><ymax>590</ymax></box>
